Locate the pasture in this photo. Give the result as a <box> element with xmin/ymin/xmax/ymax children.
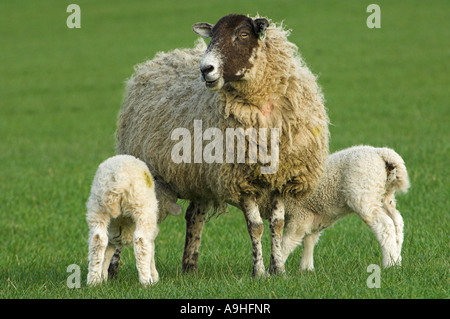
<box><xmin>0</xmin><ymin>0</ymin><xmax>448</xmax><ymax>299</ymax></box>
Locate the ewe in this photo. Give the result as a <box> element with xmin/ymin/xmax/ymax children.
<box><xmin>279</xmin><ymin>146</ymin><xmax>410</xmax><ymax>269</ymax></box>
<box><xmin>116</xmin><ymin>14</ymin><xmax>329</xmax><ymax>277</ymax></box>
<box><xmin>86</xmin><ymin>155</ymin><xmax>181</xmax><ymax>286</ymax></box>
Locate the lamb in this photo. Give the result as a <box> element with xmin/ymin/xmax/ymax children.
<box><xmin>115</xmin><ymin>14</ymin><xmax>329</xmax><ymax>277</ymax></box>
<box><xmin>278</xmin><ymin>145</ymin><xmax>410</xmax><ymax>270</ymax></box>
<box><xmin>86</xmin><ymin>155</ymin><xmax>181</xmax><ymax>286</ymax></box>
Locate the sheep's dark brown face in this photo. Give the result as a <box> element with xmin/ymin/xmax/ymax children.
<box><xmin>193</xmin><ymin>14</ymin><xmax>269</xmax><ymax>90</ymax></box>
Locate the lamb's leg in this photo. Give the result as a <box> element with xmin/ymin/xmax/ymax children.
<box><xmin>133</xmin><ymin>216</ymin><xmax>153</xmax><ymax>285</ymax></box>
<box><xmin>280</xmin><ymin>229</ymin><xmax>304</xmax><ymax>264</ymax></box>
<box><xmin>355</xmin><ymin>201</ymin><xmax>400</xmax><ymax>268</ymax></box>
<box><xmin>148</xmin><ymin>226</ymin><xmax>160</xmax><ymax>284</ymax></box>
<box><xmin>383</xmin><ymin>193</ymin><xmax>404</xmax><ymax>263</ymax></box>
<box><xmin>87</xmin><ymin>222</ymin><xmax>109</xmax><ymax>286</ymax></box>
<box><xmin>241</xmin><ymin>197</ymin><xmax>265</xmax><ymax>278</ymax></box>
<box><xmin>268</xmin><ymin>194</ymin><xmax>286</xmax><ymax>275</ymax></box>
<box><xmin>182</xmin><ymin>201</ymin><xmax>209</xmax><ymax>273</ymax></box>
<box><xmin>149</xmin><ymin>241</ymin><xmax>159</xmax><ymax>284</ymax></box>
<box><xmin>300</xmin><ymin>232</ymin><xmax>319</xmax><ymax>271</ymax></box>
<box><xmin>102</xmin><ymin>244</ymin><xmax>116</xmax><ymax>280</ymax></box>
<box><xmin>280</xmin><ymin>215</ymin><xmax>311</xmax><ymax>264</ymax></box>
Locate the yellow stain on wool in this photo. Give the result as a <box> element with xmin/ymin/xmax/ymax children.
<box><xmin>312</xmin><ymin>126</ymin><xmax>322</xmax><ymax>137</ymax></box>
<box><xmin>144</xmin><ymin>171</ymin><xmax>153</xmax><ymax>188</ymax></box>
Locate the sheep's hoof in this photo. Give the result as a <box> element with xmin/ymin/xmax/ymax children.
<box><xmin>268</xmin><ymin>258</ymin><xmax>286</xmax><ymax>276</ymax></box>
<box><xmin>252</xmin><ymin>272</ymin><xmax>268</xmax><ymax>279</ymax></box>
<box><xmin>268</xmin><ymin>265</ymin><xmax>286</xmax><ymax>277</ymax></box>
<box><xmin>182</xmin><ymin>262</ymin><xmax>198</xmax><ymax>274</ymax></box>
<box><xmin>252</xmin><ymin>267</ymin><xmax>268</xmax><ymax>279</ymax></box>
<box><xmin>108</xmin><ymin>261</ymin><xmax>120</xmax><ymax>279</ymax></box>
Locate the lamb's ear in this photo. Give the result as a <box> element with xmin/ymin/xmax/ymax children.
<box><xmin>192</xmin><ymin>22</ymin><xmax>214</xmax><ymax>38</ymax></box>
<box><xmin>252</xmin><ymin>18</ymin><xmax>269</xmax><ymax>40</ymax></box>
<box><xmin>168</xmin><ymin>202</ymin><xmax>183</xmax><ymax>216</ymax></box>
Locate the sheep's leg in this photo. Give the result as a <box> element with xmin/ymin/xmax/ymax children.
<box><xmin>182</xmin><ymin>202</ymin><xmax>209</xmax><ymax>273</ymax></box>
<box><xmin>108</xmin><ymin>247</ymin><xmax>122</xmax><ymax>279</ymax></box>
<box><xmin>107</xmin><ymin>200</ymin><xmax>123</xmax><ymax>279</ymax></box>
<box><xmin>87</xmin><ymin>222</ymin><xmax>109</xmax><ymax>286</ymax></box>
<box><xmin>300</xmin><ymin>232</ymin><xmax>319</xmax><ymax>271</ymax></box>
<box><xmin>241</xmin><ymin>197</ymin><xmax>266</xmax><ymax>278</ymax></box>
<box><xmin>133</xmin><ymin>217</ymin><xmax>153</xmax><ymax>285</ymax></box>
<box><xmin>268</xmin><ymin>194</ymin><xmax>286</xmax><ymax>275</ymax></box>
<box><xmin>355</xmin><ymin>201</ymin><xmax>400</xmax><ymax>268</ymax></box>
<box><xmin>383</xmin><ymin>194</ymin><xmax>404</xmax><ymax>263</ymax></box>
<box><xmin>102</xmin><ymin>244</ymin><xmax>116</xmax><ymax>280</ymax></box>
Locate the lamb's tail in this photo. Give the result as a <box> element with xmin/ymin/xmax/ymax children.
<box><xmin>376</xmin><ymin>147</ymin><xmax>410</xmax><ymax>194</ymax></box>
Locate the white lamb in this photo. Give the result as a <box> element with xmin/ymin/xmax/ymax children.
<box><xmin>86</xmin><ymin>155</ymin><xmax>161</xmax><ymax>286</ymax></box>
<box><xmin>280</xmin><ymin>145</ymin><xmax>410</xmax><ymax>269</ymax></box>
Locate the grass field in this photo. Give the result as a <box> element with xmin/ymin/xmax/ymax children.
<box><xmin>0</xmin><ymin>0</ymin><xmax>448</xmax><ymax>299</ymax></box>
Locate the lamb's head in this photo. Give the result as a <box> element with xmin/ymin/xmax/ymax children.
<box><xmin>193</xmin><ymin>14</ymin><xmax>269</xmax><ymax>90</ymax></box>
<box><xmin>154</xmin><ymin>180</ymin><xmax>183</xmax><ymax>224</ymax></box>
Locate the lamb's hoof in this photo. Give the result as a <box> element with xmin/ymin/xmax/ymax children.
<box><xmin>151</xmin><ymin>273</ymin><xmax>160</xmax><ymax>285</ymax></box>
<box><xmin>140</xmin><ymin>278</ymin><xmax>158</xmax><ymax>286</ymax></box>
<box><xmin>384</xmin><ymin>260</ymin><xmax>402</xmax><ymax>268</ymax></box>
<box><xmin>87</xmin><ymin>274</ymin><xmax>104</xmax><ymax>287</ymax></box>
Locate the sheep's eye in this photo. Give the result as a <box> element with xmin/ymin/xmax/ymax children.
<box><xmin>240</xmin><ymin>32</ymin><xmax>248</xmax><ymax>39</ymax></box>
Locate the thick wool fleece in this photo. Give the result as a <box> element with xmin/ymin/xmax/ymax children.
<box><xmin>116</xmin><ymin>21</ymin><xmax>329</xmax><ymax>210</ymax></box>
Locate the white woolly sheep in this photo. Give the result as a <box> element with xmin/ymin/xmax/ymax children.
<box><xmin>115</xmin><ymin>14</ymin><xmax>329</xmax><ymax>277</ymax></box>
<box><xmin>86</xmin><ymin>155</ymin><xmax>181</xmax><ymax>286</ymax></box>
<box><xmin>278</xmin><ymin>145</ymin><xmax>410</xmax><ymax>270</ymax></box>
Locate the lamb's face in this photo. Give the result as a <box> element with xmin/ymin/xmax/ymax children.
<box><xmin>193</xmin><ymin>14</ymin><xmax>269</xmax><ymax>90</ymax></box>
<box><xmin>154</xmin><ymin>180</ymin><xmax>183</xmax><ymax>224</ymax></box>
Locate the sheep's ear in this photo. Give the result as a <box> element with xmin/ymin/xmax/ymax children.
<box><xmin>192</xmin><ymin>22</ymin><xmax>214</xmax><ymax>38</ymax></box>
<box><xmin>168</xmin><ymin>202</ymin><xmax>183</xmax><ymax>216</ymax></box>
<box><xmin>252</xmin><ymin>18</ymin><xmax>269</xmax><ymax>40</ymax></box>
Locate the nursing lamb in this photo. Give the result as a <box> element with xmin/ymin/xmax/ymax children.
<box><xmin>86</xmin><ymin>155</ymin><xmax>181</xmax><ymax>286</ymax></box>
<box><xmin>279</xmin><ymin>146</ymin><xmax>410</xmax><ymax>270</ymax></box>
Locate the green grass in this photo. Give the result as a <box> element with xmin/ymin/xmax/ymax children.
<box><xmin>0</xmin><ymin>0</ymin><xmax>448</xmax><ymax>299</ymax></box>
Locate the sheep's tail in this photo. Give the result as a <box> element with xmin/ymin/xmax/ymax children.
<box><xmin>376</xmin><ymin>148</ymin><xmax>410</xmax><ymax>194</ymax></box>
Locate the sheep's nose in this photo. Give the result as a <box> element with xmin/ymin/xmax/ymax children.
<box><xmin>201</xmin><ymin>64</ymin><xmax>214</xmax><ymax>76</ymax></box>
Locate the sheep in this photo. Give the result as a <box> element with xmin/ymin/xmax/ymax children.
<box><xmin>115</xmin><ymin>14</ymin><xmax>329</xmax><ymax>277</ymax></box>
<box><xmin>277</xmin><ymin>145</ymin><xmax>410</xmax><ymax>270</ymax></box>
<box><xmin>86</xmin><ymin>155</ymin><xmax>182</xmax><ymax>286</ymax></box>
